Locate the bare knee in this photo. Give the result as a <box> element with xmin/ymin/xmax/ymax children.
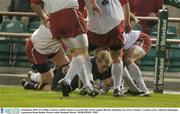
<box><xmin>70</xmin><ymin>47</ymin><xmax>88</xmax><ymax>57</ymax></box>
<box><xmin>124</xmin><ymin>57</ymin><xmax>134</xmax><ymax>66</ymax></box>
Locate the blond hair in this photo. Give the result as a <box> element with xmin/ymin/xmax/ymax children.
<box><xmin>96</xmin><ymin>50</ymin><xmax>112</xmax><ymax>66</ymax></box>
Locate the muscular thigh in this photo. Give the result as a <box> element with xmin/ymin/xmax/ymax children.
<box><xmin>125</xmin><ymin>45</ymin><xmax>146</xmax><ymax>62</ymax></box>
<box><xmin>61</xmin><ymin>33</ymin><xmax>88</xmax><ymax>49</ymax></box>
<box><xmin>50</xmin><ymin>48</ymin><xmax>69</xmax><ymax>67</ymax></box>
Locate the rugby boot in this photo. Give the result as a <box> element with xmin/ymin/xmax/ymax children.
<box><xmin>79</xmin><ymin>86</ymin><xmax>99</xmax><ymax>97</ymax></box>
<box><xmin>27</xmin><ymin>71</ymin><xmax>36</xmax><ymax>83</ymax></box>
<box><xmin>58</xmin><ymin>79</ymin><xmax>72</xmax><ymax>97</ymax></box>
<box><xmin>113</xmin><ymin>88</ymin><xmax>125</xmax><ymax>97</ymax></box>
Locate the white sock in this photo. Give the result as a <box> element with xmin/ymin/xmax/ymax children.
<box><xmin>64</xmin><ymin>55</ymin><xmax>84</xmax><ymax>85</ymax></box>
<box><xmin>123</xmin><ymin>67</ymin><xmax>141</xmax><ymax>92</ymax></box>
<box><xmin>84</xmin><ymin>59</ymin><xmax>93</xmax><ymax>81</ymax></box>
<box><xmin>111</xmin><ymin>61</ymin><xmax>123</xmax><ymax>90</ymax></box>
<box><xmin>78</xmin><ymin>64</ymin><xmax>93</xmax><ymax>88</ymax></box>
<box><xmin>30</xmin><ymin>72</ymin><xmax>41</xmax><ymax>83</ymax></box>
<box><xmin>127</xmin><ymin>63</ymin><xmax>149</xmax><ymax>93</ymax></box>
<box><xmin>120</xmin><ymin>79</ymin><xmax>124</xmax><ymax>90</ymax></box>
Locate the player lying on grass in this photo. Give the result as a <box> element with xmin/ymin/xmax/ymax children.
<box><xmin>21</xmin><ymin>51</ymin><xmax>112</xmax><ymax>95</ymax></box>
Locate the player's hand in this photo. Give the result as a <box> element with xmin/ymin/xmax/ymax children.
<box><xmin>91</xmin><ymin>3</ymin><xmax>102</xmax><ymax>16</ymax></box>
<box><xmin>42</xmin><ymin>15</ymin><xmax>50</xmax><ymax>28</ymax></box>
<box><xmin>124</xmin><ymin>20</ymin><xmax>131</xmax><ymax>33</ymax></box>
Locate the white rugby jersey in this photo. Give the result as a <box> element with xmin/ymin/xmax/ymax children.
<box><xmin>84</xmin><ymin>0</ymin><xmax>124</xmax><ymax>34</ymax></box>
<box><xmin>123</xmin><ymin>30</ymin><xmax>141</xmax><ymax>49</ymax></box>
<box><xmin>31</xmin><ymin>25</ymin><xmax>61</xmax><ymax>55</ymax></box>
<box><xmin>41</xmin><ymin>0</ymin><xmax>79</xmax><ymax>14</ymax></box>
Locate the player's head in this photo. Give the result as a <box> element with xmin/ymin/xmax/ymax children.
<box><xmin>95</xmin><ymin>50</ymin><xmax>112</xmax><ymax>73</ymax></box>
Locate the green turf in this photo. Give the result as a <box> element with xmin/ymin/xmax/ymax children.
<box><xmin>0</xmin><ymin>86</ymin><xmax>180</xmax><ymax>107</ymax></box>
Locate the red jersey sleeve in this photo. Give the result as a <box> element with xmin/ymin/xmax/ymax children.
<box><xmin>119</xmin><ymin>0</ymin><xmax>128</xmax><ymax>6</ymax></box>
<box><xmin>30</xmin><ymin>0</ymin><xmax>42</xmax><ymax>4</ymax></box>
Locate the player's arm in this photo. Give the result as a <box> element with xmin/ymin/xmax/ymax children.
<box><xmin>89</xmin><ymin>0</ymin><xmax>102</xmax><ymax>16</ymax></box>
<box><xmin>120</xmin><ymin>0</ymin><xmax>131</xmax><ymax>33</ymax></box>
<box><xmin>130</xmin><ymin>12</ymin><xmax>139</xmax><ymax>25</ymax></box>
<box><xmin>30</xmin><ymin>0</ymin><xmax>49</xmax><ymax>27</ymax></box>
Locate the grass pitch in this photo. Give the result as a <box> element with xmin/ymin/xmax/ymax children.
<box><xmin>0</xmin><ymin>86</ymin><xmax>180</xmax><ymax>107</ymax></box>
